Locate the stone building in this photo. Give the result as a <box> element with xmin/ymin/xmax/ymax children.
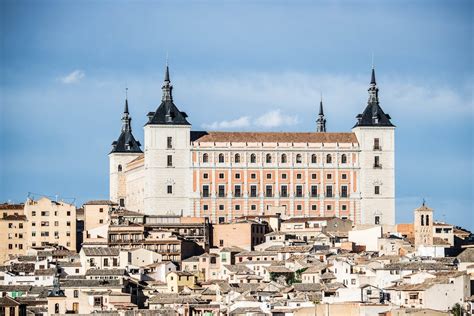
<box><xmin>109</xmin><ymin>65</ymin><xmax>395</xmax><ymax>225</ymax></box>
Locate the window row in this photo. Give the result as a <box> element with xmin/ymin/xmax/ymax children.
<box><xmin>202</xmin><ymin>172</ymin><xmax>349</xmax><ymax>181</ymax></box>
<box><xmin>202</xmin><ymin>153</ymin><xmax>350</xmax><ymax>164</ymax></box>
<box><xmin>202</xmin><ymin>203</ymin><xmax>350</xmax><ymax>212</ymax></box>
<box><xmin>31</xmin><ymin>210</ymin><xmax>72</xmax><ymax>216</ymax></box>
<box><xmin>201</xmin><ymin>184</ymin><xmax>350</xmax><ymax>198</ymax></box>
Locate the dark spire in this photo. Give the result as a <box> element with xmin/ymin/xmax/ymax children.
<box><xmin>146</xmin><ymin>61</ymin><xmax>190</xmax><ymax>126</ymax></box>
<box><xmin>316</xmin><ymin>93</ymin><xmax>326</xmax><ymax>132</ymax></box>
<box><xmin>111</xmin><ymin>94</ymin><xmax>143</xmax><ymax>154</ymax></box>
<box><xmin>162</xmin><ymin>62</ymin><xmax>173</xmax><ymax>102</ymax></box>
<box><xmin>353</xmin><ymin>67</ymin><xmax>394</xmax><ymax>128</ymax></box>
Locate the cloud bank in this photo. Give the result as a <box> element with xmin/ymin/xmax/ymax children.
<box><xmin>60</xmin><ymin>70</ymin><xmax>85</xmax><ymax>84</ymax></box>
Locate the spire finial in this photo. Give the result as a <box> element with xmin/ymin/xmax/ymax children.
<box><xmin>316</xmin><ymin>93</ymin><xmax>326</xmax><ymax>132</ymax></box>
<box><xmin>371</xmin><ymin>52</ymin><xmax>375</xmax><ymax>69</ymax></box>
<box><xmin>124</xmin><ymin>87</ymin><xmax>129</xmax><ymax>114</ymax></box>
<box><xmin>422</xmin><ymin>198</ymin><xmax>426</xmax><ymax>206</ymax></box>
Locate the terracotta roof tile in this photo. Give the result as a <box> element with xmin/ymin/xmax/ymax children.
<box><xmin>191</xmin><ymin>131</ymin><xmax>358</xmax><ymax>144</ymax></box>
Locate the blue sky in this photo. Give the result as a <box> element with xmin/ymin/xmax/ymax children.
<box><xmin>1</xmin><ymin>0</ymin><xmax>472</xmax><ymax>229</ymax></box>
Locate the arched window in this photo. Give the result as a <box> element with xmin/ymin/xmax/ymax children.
<box><xmin>326</xmin><ymin>154</ymin><xmax>332</xmax><ymax>164</ymax></box>
<box><xmin>218</xmin><ymin>153</ymin><xmax>225</xmax><ymax>163</ymax></box>
<box><xmin>118</xmin><ymin>164</ymin><xmax>122</xmax><ymax>172</ymax></box>
<box><xmin>311</xmin><ymin>154</ymin><xmax>317</xmax><ymax>164</ymax></box>
<box><xmin>250</xmin><ymin>154</ymin><xmax>256</xmax><ymax>163</ymax></box>
<box><xmin>426</xmin><ymin>215</ymin><xmax>430</xmax><ymax>226</ymax></box>
<box><xmin>234</xmin><ymin>153</ymin><xmax>240</xmax><ymax>163</ymax></box>
<box><xmin>281</xmin><ymin>154</ymin><xmax>287</xmax><ymax>163</ymax></box>
<box><xmin>296</xmin><ymin>154</ymin><xmax>302</xmax><ymax>163</ymax></box>
<box><xmin>266</xmin><ymin>154</ymin><xmax>272</xmax><ymax>163</ymax></box>
<box><xmin>203</xmin><ymin>153</ymin><xmax>209</xmax><ymax>163</ymax></box>
<box><xmin>421</xmin><ymin>214</ymin><xmax>424</xmax><ymax>226</ymax></box>
<box><xmin>55</xmin><ymin>303</ymin><xmax>60</xmax><ymax>314</ymax></box>
<box><xmin>341</xmin><ymin>154</ymin><xmax>347</xmax><ymax>164</ymax></box>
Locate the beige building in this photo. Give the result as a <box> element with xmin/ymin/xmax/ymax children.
<box><xmin>24</xmin><ymin>197</ymin><xmax>77</xmax><ymax>251</ymax></box>
<box><xmin>0</xmin><ymin>203</ymin><xmax>27</xmax><ymax>263</ymax></box>
<box><xmin>212</xmin><ymin>220</ymin><xmax>268</xmax><ymax>250</ymax></box>
<box><xmin>83</xmin><ymin>200</ymin><xmax>117</xmax><ymax>241</ymax></box>
<box><xmin>166</xmin><ymin>271</ymin><xmax>197</xmax><ymax>293</ymax></box>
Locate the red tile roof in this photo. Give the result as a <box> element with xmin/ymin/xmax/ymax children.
<box><xmin>191</xmin><ymin>132</ymin><xmax>358</xmax><ymax>143</ymax></box>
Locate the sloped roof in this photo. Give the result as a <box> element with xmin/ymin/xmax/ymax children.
<box><xmin>82</xmin><ymin>247</ymin><xmax>120</xmax><ymax>256</ymax></box>
<box><xmin>147</xmin><ymin>100</ymin><xmax>190</xmax><ymax>126</ymax></box>
<box><xmin>110</xmin><ymin>129</ymin><xmax>142</xmax><ymax>154</ymax></box>
<box><xmin>191</xmin><ymin>131</ymin><xmax>358</xmax><ymax>144</ymax></box>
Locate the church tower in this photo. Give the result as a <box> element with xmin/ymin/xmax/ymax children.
<box><xmin>109</xmin><ymin>95</ymin><xmax>143</xmax><ymax>208</ymax></box>
<box><xmin>414</xmin><ymin>202</ymin><xmax>434</xmax><ymax>248</ymax></box>
<box><xmin>316</xmin><ymin>96</ymin><xmax>327</xmax><ymax>132</ymax></box>
<box><xmin>143</xmin><ymin>64</ymin><xmax>192</xmax><ymax>216</ymax></box>
<box><xmin>352</xmin><ymin>67</ymin><xmax>395</xmax><ymax>225</ymax></box>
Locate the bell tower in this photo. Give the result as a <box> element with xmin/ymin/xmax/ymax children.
<box><xmin>414</xmin><ymin>202</ymin><xmax>434</xmax><ymax>248</ymax></box>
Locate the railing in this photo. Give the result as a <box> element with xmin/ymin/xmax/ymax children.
<box><xmin>373</xmin><ymin>146</ymin><xmax>382</xmax><ymax>151</ymax></box>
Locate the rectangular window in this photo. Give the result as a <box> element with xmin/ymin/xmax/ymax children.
<box><xmin>167</xmin><ymin>136</ymin><xmax>173</xmax><ymax>149</ymax></box>
<box><xmin>374</xmin><ymin>156</ymin><xmax>381</xmax><ymax>168</ymax></box>
<box><xmin>296</xmin><ymin>173</ymin><xmax>302</xmax><ymax>180</ymax></box>
<box><xmin>374</xmin><ymin>138</ymin><xmax>380</xmax><ymax>150</ymax></box>
<box><xmin>311</xmin><ymin>185</ymin><xmax>318</xmax><ymax>197</ymax></box>
<box><xmin>94</xmin><ymin>297</ymin><xmax>103</xmax><ymax>307</ymax></box>
<box><xmin>266</xmin><ymin>173</ymin><xmax>272</xmax><ymax>179</ymax></box>
<box><xmin>235</xmin><ymin>173</ymin><xmax>241</xmax><ymax>179</ymax></box>
<box><xmin>342</xmin><ymin>204</ymin><xmax>347</xmax><ymax>211</ymax></box>
<box><xmin>235</xmin><ymin>205</ymin><xmax>240</xmax><ymax>211</ymax></box>
<box><xmin>203</xmin><ymin>204</ymin><xmax>208</xmax><ymax>211</ymax></box>
<box><xmin>296</xmin><ymin>204</ymin><xmax>302</xmax><ymax>211</ymax></box>
<box><xmin>67</xmin><ymin>211</ymin><xmax>71</xmax><ymax>216</ymax></box>
<box><xmin>281</xmin><ymin>173</ymin><xmax>287</xmax><ymax>179</ymax></box>
<box><xmin>32</xmin><ymin>211</ymin><xmax>36</xmax><ymax>216</ymax></box>
<box><xmin>341</xmin><ymin>186</ymin><xmax>348</xmax><ymax>198</ymax></box>
<box><xmin>167</xmin><ymin>155</ymin><xmax>173</xmax><ymax>167</ymax></box>
<box><xmin>218</xmin><ymin>185</ymin><xmax>225</xmax><ymax>197</ymax></box>
<box><xmin>374</xmin><ymin>186</ymin><xmax>380</xmax><ymax>195</ymax></box>
<box><xmin>251</xmin><ymin>204</ymin><xmax>257</xmax><ymax>211</ymax></box>
<box><xmin>234</xmin><ymin>185</ymin><xmax>241</xmax><ymax>197</ymax></box>
<box><xmin>326</xmin><ymin>173</ymin><xmax>332</xmax><ymax>180</ymax></box>
<box><xmin>218</xmin><ymin>217</ymin><xmax>225</xmax><ymax>224</ymax></box>
<box><xmin>203</xmin><ymin>173</ymin><xmax>209</xmax><ymax>179</ymax></box>
<box><xmin>295</xmin><ymin>185</ymin><xmax>303</xmax><ymax>197</ymax></box>
<box><xmin>326</xmin><ymin>186</ymin><xmax>333</xmax><ymax>197</ymax></box>
<box><xmin>219</xmin><ymin>173</ymin><xmax>225</xmax><ymax>179</ymax></box>
<box><xmin>326</xmin><ymin>204</ymin><xmax>332</xmax><ymax>211</ymax></box>
<box><xmin>341</xmin><ymin>173</ymin><xmax>347</xmax><ymax>180</ymax></box>
<box><xmin>266</xmin><ymin>185</ymin><xmax>273</xmax><ymax>197</ymax></box>
<box><xmin>250</xmin><ymin>185</ymin><xmax>257</xmax><ymax>198</ymax></box>
<box><xmin>167</xmin><ymin>185</ymin><xmax>173</xmax><ymax>194</ymax></box>
<box><xmin>119</xmin><ymin>198</ymin><xmax>125</xmax><ymax>207</ymax></box>
<box><xmin>311</xmin><ymin>173</ymin><xmax>317</xmax><ymax>180</ymax></box>
<box><xmin>202</xmin><ymin>185</ymin><xmax>209</xmax><ymax>197</ymax></box>
<box><xmin>104</xmin><ymin>258</ymin><xmax>109</xmax><ymax>267</ymax></box>
<box><xmin>281</xmin><ymin>185</ymin><xmax>288</xmax><ymax>197</ymax></box>
<box><xmin>311</xmin><ymin>205</ymin><xmax>317</xmax><ymax>211</ymax></box>
<box><xmin>250</xmin><ymin>173</ymin><xmax>256</xmax><ymax>179</ymax></box>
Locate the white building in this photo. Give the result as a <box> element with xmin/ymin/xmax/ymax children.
<box><xmin>109</xmin><ymin>65</ymin><xmax>396</xmax><ymax>225</ymax></box>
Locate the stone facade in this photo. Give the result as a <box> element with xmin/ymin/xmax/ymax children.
<box><xmin>109</xmin><ymin>66</ymin><xmax>395</xmax><ymax>225</ymax></box>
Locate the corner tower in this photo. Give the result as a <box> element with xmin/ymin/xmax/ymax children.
<box><xmin>143</xmin><ymin>64</ymin><xmax>192</xmax><ymax>216</ymax></box>
<box><xmin>352</xmin><ymin>67</ymin><xmax>395</xmax><ymax>226</ymax></box>
<box><xmin>109</xmin><ymin>95</ymin><xmax>143</xmax><ymax>207</ymax></box>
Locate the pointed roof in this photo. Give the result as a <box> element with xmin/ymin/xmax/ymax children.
<box><xmin>110</xmin><ymin>98</ymin><xmax>143</xmax><ymax>154</ymax></box>
<box><xmin>319</xmin><ymin>99</ymin><xmax>324</xmax><ymax>116</ymax></box>
<box><xmin>353</xmin><ymin>67</ymin><xmax>394</xmax><ymax>128</ymax></box>
<box><xmin>146</xmin><ymin>64</ymin><xmax>191</xmax><ymax>126</ymax></box>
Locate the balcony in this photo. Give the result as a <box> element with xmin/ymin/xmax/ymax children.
<box><xmin>373</xmin><ymin>146</ymin><xmax>382</xmax><ymax>151</ymax></box>
<box><xmin>373</xmin><ymin>164</ymin><xmax>383</xmax><ymax>169</ymax></box>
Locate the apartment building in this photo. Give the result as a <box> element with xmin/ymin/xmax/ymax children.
<box><xmin>24</xmin><ymin>197</ymin><xmax>77</xmax><ymax>251</ymax></box>
<box><xmin>0</xmin><ymin>203</ymin><xmax>27</xmax><ymax>263</ymax></box>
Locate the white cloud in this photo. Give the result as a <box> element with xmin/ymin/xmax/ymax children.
<box><xmin>254</xmin><ymin>109</ymin><xmax>298</xmax><ymax>128</ymax></box>
<box><xmin>202</xmin><ymin>116</ymin><xmax>251</xmax><ymax>130</ymax></box>
<box><xmin>201</xmin><ymin>109</ymin><xmax>298</xmax><ymax>130</ymax></box>
<box><xmin>60</xmin><ymin>70</ymin><xmax>85</xmax><ymax>84</ymax></box>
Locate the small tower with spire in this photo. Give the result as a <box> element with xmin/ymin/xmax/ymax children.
<box><xmin>109</xmin><ymin>90</ymin><xmax>143</xmax><ymax>208</ymax></box>
<box><xmin>316</xmin><ymin>94</ymin><xmax>327</xmax><ymax>132</ymax></box>
<box><xmin>352</xmin><ymin>65</ymin><xmax>396</xmax><ymax>226</ymax></box>
<box><xmin>143</xmin><ymin>61</ymin><xmax>192</xmax><ymax>216</ymax></box>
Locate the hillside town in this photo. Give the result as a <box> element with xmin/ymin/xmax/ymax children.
<box><xmin>0</xmin><ymin>197</ymin><xmax>473</xmax><ymax>315</ymax></box>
